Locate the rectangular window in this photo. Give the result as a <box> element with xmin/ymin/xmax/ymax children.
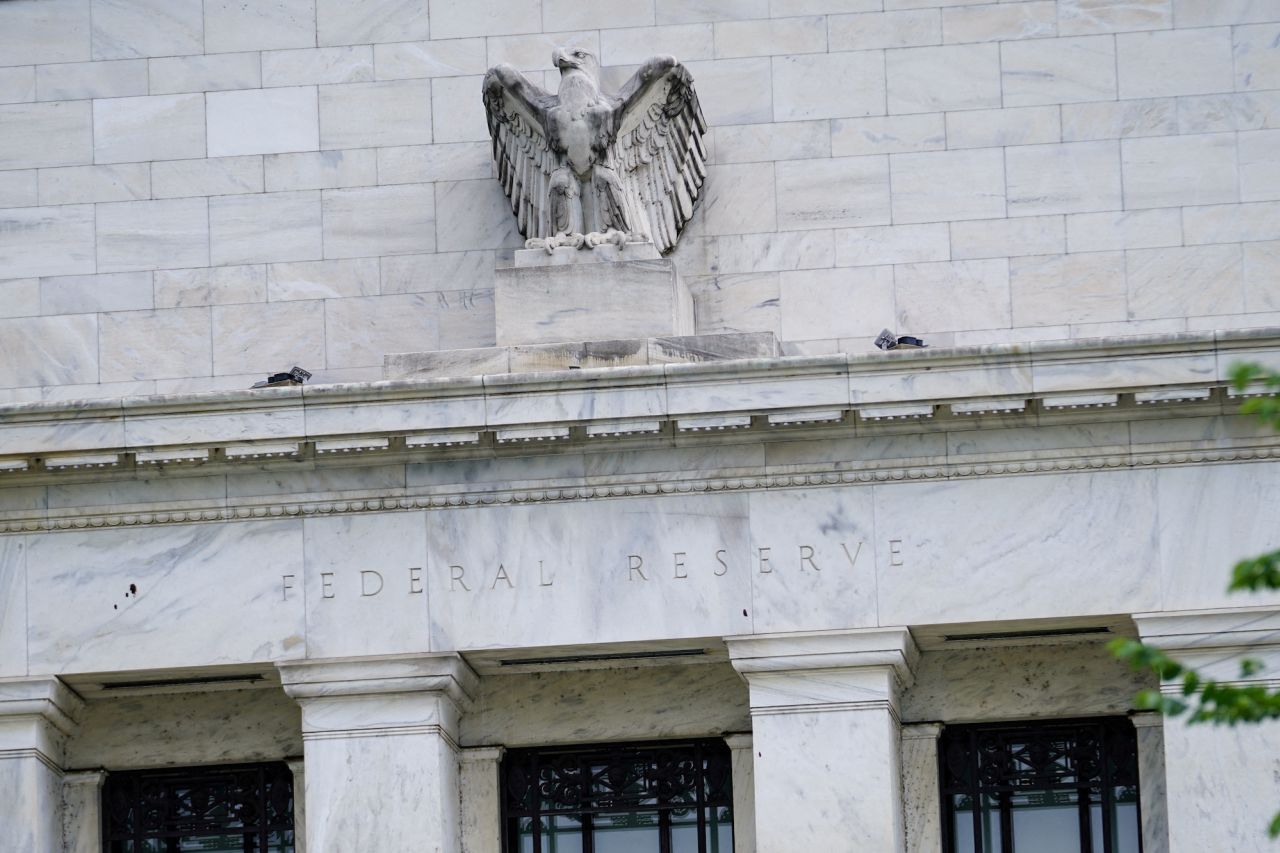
<box><xmin>940</xmin><ymin>717</ymin><xmax>1142</xmax><ymax>853</ymax></box>
<box><xmin>102</xmin><ymin>762</ymin><xmax>294</xmax><ymax>853</ymax></box>
<box><xmin>502</xmin><ymin>739</ymin><xmax>734</xmax><ymax>853</ymax></box>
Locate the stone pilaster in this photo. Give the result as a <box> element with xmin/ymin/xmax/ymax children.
<box><xmin>900</xmin><ymin>722</ymin><xmax>943</xmax><ymax>853</ymax></box>
<box><xmin>1130</xmin><ymin>712</ymin><xmax>1168</xmax><ymax>853</ymax></box>
<box><xmin>285</xmin><ymin>758</ymin><xmax>307</xmax><ymax>853</ymax></box>
<box><xmin>0</xmin><ymin>677</ymin><xmax>83</xmax><ymax>853</ymax></box>
<box><xmin>1135</xmin><ymin>608</ymin><xmax>1280</xmax><ymax>853</ymax></box>
<box><xmin>62</xmin><ymin>769</ymin><xmax>106</xmax><ymax>853</ymax></box>
<box><xmin>459</xmin><ymin>746</ymin><xmax>504</xmax><ymax>853</ymax></box>
<box><xmin>724</xmin><ymin>733</ymin><xmax>755</xmax><ymax>853</ymax></box>
<box><xmin>727</xmin><ymin>628</ymin><xmax>919</xmax><ymax>853</ymax></box>
<box><xmin>279</xmin><ymin>655</ymin><xmax>478</xmax><ymax>853</ymax></box>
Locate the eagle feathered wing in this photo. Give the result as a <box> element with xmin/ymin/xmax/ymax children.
<box><xmin>613</xmin><ymin>58</ymin><xmax>709</xmax><ymax>254</ymax></box>
<box><xmin>482</xmin><ymin>65</ymin><xmax>558</xmax><ymax>241</ymax></box>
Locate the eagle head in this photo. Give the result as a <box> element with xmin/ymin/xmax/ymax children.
<box><xmin>553</xmin><ymin>46</ymin><xmax>600</xmax><ymax>80</ymax></box>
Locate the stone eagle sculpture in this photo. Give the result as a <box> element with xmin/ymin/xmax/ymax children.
<box><xmin>482</xmin><ymin>47</ymin><xmax>707</xmax><ymax>255</ymax></box>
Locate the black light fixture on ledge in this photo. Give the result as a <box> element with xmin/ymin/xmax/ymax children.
<box><xmin>251</xmin><ymin>366</ymin><xmax>312</xmax><ymax>389</ymax></box>
<box><xmin>874</xmin><ymin>329</ymin><xmax>927</xmax><ymax>351</ymax></box>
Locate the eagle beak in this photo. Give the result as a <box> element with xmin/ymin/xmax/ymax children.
<box><xmin>552</xmin><ymin>48</ymin><xmax>572</xmax><ymax>70</ymax></box>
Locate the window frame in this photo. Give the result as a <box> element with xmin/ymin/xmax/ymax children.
<box><xmin>101</xmin><ymin>760</ymin><xmax>294</xmax><ymax>853</ymax></box>
<box><xmin>938</xmin><ymin>716</ymin><xmax>1143</xmax><ymax>853</ymax></box>
<box><xmin>500</xmin><ymin>738</ymin><xmax>734</xmax><ymax>853</ymax></box>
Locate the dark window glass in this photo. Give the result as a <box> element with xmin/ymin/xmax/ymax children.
<box><xmin>940</xmin><ymin>717</ymin><xmax>1142</xmax><ymax>853</ymax></box>
<box><xmin>502</xmin><ymin>739</ymin><xmax>734</xmax><ymax>853</ymax></box>
<box><xmin>102</xmin><ymin>762</ymin><xmax>294</xmax><ymax>853</ymax></box>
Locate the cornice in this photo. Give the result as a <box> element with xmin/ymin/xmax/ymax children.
<box><xmin>0</xmin><ymin>329</ymin><xmax>1277</xmax><ymax>533</ymax></box>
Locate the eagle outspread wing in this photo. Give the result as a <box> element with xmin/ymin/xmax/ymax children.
<box><xmin>613</xmin><ymin>57</ymin><xmax>708</xmax><ymax>255</ymax></box>
<box><xmin>482</xmin><ymin>65</ymin><xmax>558</xmax><ymax>241</ymax></box>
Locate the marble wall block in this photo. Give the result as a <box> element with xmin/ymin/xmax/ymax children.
<box><xmin>267</xmin><ymin>258</ymin><xmax>378</xmax><ymax>301</ymax></box>
<box><xmin>683</xmin><ymin>58</ymin><xmax>773</xmax><ymax>126</ymax></box>
<box><xmin>941</xmin><ymin>1</ymin><xmax>1057</xmax><ymax>42</ymax></box>
<box><xmin>150</xmin><ymin>52</ymin><xmax>262</xmax><ymax>96</ymax></box>
<box><xmin>372</xmin><ymin>39</ymin><xmax>488</xmax><ymax>80</ymax></box>
<box><xmin>209</xmin><ymin>191</ymin><xmax>323</xmax><ymax>266</ymax></box>
<box><xmin>542</xmin><ymin>0</ymin><xmax>655</xmax><ymax>30</ymax></box>
<box><xmin>322</xmin><ymin>184</ymin><xmax>435</xmax><ymax>258</ymax></box>
<box><xmin>431</xmin><ymin>179</ymin><xmax>525</xmax><ymax>253</ymax></box>
<box><xmin>1010</xmin><ymin>250</ymin><xmax>1126</xmax><ymax>326</ymax></box>
<box><xmin>0</xmin><ymin>538</ymin><xmax>27</xmax><ymax>676</ymax></box>
<box><xmin>487</xmin><ymin>31</ymin><xmax>600</xmax><ymax>74</ymax></box>
<box><xmin>324</xmin><ymin>294</ymin><xmax>442</xmax><ymax>367</ymax></box>
<box><xmin>951</xmin><ymin>215</ymin><xmax>1066</xmax><ymax>261</ymax></box>
<box><xmin>0</xmin><ymin>315</ymin><xmax>98</xmax><ymax>388</ymax></box>
<box><xmin>96</xmin><ymin>198</ymin><xmax>210</xmax><ymax>273</ymax></box>
<box><xmin>205</xmin><ymin>0</ymin><xmax>316</xmax><ymax>52</ymax></box>
<box><xmin>152</xmin><ymin>156</ymin><xmax>264</xmax><ymax>199</ymax></box>
<box><xmin>462</xmin><ymin>663</ymin><xmax>750</xmax><ymax>745</ymax></box>
<box><xmin>1061</xmin><ymin>97</ymin><xmax>1178</xmax><ymax>142</ymax></box>
<box><xmin>1244</xmin><ymin>241</ymin><xmax>1280</xmax><ymax>312</ymax></box>
<box><xmin>0</xmin><ymin>0</ymin><xmax>90</xmax><ymax>67</ymax></box>
<box><xmin>707</xmin><ymin>231</ymin><xmax>834</xmax><ymax>275</ymax></box>
<box><xmin>35</xmin><ymin>59</ymin><xmax>147</xmax><ymax>101</ymax></box>
<box><xmin>92</xmin><ymin>93</ymin><xmax>205</xmax><ymax>164</ymax></box>
<box><xmin>774</xmin><ymin>51</ymin><xmax>887</xmax><ymax>121</ymax></box>
<box><xmin>597</xmin><ymin>24</ymin><xmax>714</xmax><ymax>66</ymax></box>
<box><xmin>427</xmin><ymin>495</ymin><xmax>754</xmax><ymax>650</ymax></box>
<box><xmin>429</xmin><ymin>76</ymin><xmax>490</xmax><ymax>144</ymax></box>
<box><xmin>0</xmin><ymin>101</ymin><xmax>92</xmax><ymax>169</ymax></box>
<box><xmin>874</xmin><ymin>470</ymin><xmax>1162</xmax><ymax>625</ymax></box>
<box><xmin>894</xmin><ymin>258</ymin><xmax>1011</xmax><ymax>333</ymax></box>
<box><xmin>0</xmin><ymin>279</ymin><xmax>40</xmax><ymax>319</ymax></box>
<box><xmin>1126</xmin><ymin>244</ymin><xmax>1244</xmax><ymax>320</ymax></box>
<box><xmin>746</xmin><ymin>489</ymin><xmax>879</xmax><ymax>633</ymax></box>
<box><xmin>828</xmin><ymin>10</ymin><xmax>941</xmax><ymax>51</ymax></box>
<box><xmin>0</xmin><ymin>169</ymin><xmax>36</xmax><ymax>208</ymax></box>
<box><xmin>1066</xmin><ymin>208</ymin><xmax>1183</xmax><ymax>253</ymax></box>
<box><xmin>207</xmin><ymin>87</ymin><xmax>319</xmax><ymax>158</ymax></box>
<box><xmin>1235</xmin><ymin>22</ymin><xmax>1280</xmax><ymax>91</ymax></box>
<box><xmin>38</xmin><ymin>163</ymin><xmax>150</xmax><ymax>205</ymax></box>
<box><xmin>1117</xmin><ymin>27</ymin><xmax>1234</xmax><ymax>98</ymax></box>
<box><xmin>1001</xmin><ymin>35</ymin><xmax>1117</xmax><ymax>105</ymax></box>
<box><xmin>1057</xmin><ymin>0</ymin><xmax>1172</xmax><ymax>35</ymax></box>
<box><xmin>67</xmin><ymin>688</ymin><xmax>301</xmax><ymax>768</ymax></box>
<box><xmin>1239</xmin><ymin>129</ymin><xmax>1280</xmax><ymax>202</ymax></box>
<box><xmin>687</xmin><ymin>272</ymin><xmax>781</xmax><ymax>334</ymax></box>
<box><xmin>0</xmin><ymin>205</ymin><xmax>96</xmax><ymax>278</ymax></box>
<box><xmin>98</xmin><ymin>306</ymin><xmax>213</xmax><ymax>382</ymax></box>
<box><xmin>318</xmin><ymin>79</ymin><xmax>432</xmax><ymax>149</ymax></box>
<box><xmin>1122</xmin><ymin>132</ymin><xmax>1239</xmax><ymax>209</ymax></box>
<box><xmin>775</xmin><ymin>156</ymin><xmax>891</xmax><ymax>230</ymax></box>
<box><xmin>303</xmin><ymin>513</ymin><xmax>431</xmax><ymax>658</ymax></box>
<box><xmin>380</xmin><ymin>250</ymin><xmax>495</xmax><ymax>294</ymax></box>
<box><xmin>377</xmin><ymin>142</ymin><xmax>491</xmax><ymax>184</ymax></box>
<box><xmin>890</xmin><ymin>148</ymin><xmax>1005</xmax><ymax>223</ymax></box>
<box><xmin>154</xmin><ymin>265</ymin><xmax>266</xmax><ymax>308</ymax></box>
<box><xmin>945</xmin><ymin>105</ymin><xmax>1060</xmax><ymax>149</ymax></box>
<box><xmin>39</xmin><ymin>271</ymin><xmax>153</xmax><ymax>315</ymax></box>
<box><xmin>714</xmin><ymin>16</ymin><xmax>827</xmax><ymax>58</ymax></box>
<box><xmin>779</xmin><ymin>266</ymin><xmax>894</xmax><ymax>340</ymax></box>
<box><xmin>887</xmin><ymin>44</ymin><xmax>1001</xmax><ymax>113</ymax></box>
<box><xmin>656</xmin><ymin>0</ymin><xmax>769</xmax><ymax>25</ymax></box>
<box><xmin>834</xmin><ymin>223</ymin><xmax>950</xmax><ymax>267</ymax></box>
<box><xmin>1182</xmin><ymin>200</ymin><xmax>1280</xmax><ymax>245</ymax></box>
<box><xmin>830</xmin><ymin>113</ymin><xmax>945</xmax><ymax>156</ymax></box>
<box><xmin>211</xmin><ymin>299</ymin><xmax>326</xmax><ymax>375</ymax></box>
<box><xmin>1156</xmin><ymin>463</ymin><xmax>1280</xmax><ymax>610</ymax></box>
<box><xmin>25</xmin><ymin>521</ymin><xmax>307</xmax><ymax>674</ymax></box>
<box><xmin>91</xmin><ymin>0</ymin><xmax>203</xmax><ymax>59</ymax></box>
<box><xmin>714</xmin><ymin>119</ymin><xmax>830</xmax><ymax>163</ymax></box>
<box><xmin>700</xmin><ymin>162</ymin><xmax>778</xmax><ymax>235</ymax></box>
<box><xmin>317</xmin><ymin>0</ymin><xmax>430</xmax><ymax>45</ymax></box>
<box><xmin>266</xmin><ymin>149</ymin><xmax>379</xmax><ymax>192</ymax></box>
<box><xmin>264</xmin><ymin>46</ymin><xmax>374</xmax><ymax>88</ymax></box>
<box><xmin>1006</xmin><ymin>140</ymin><xmax>1122</xmax><ymax>215</ymax></box>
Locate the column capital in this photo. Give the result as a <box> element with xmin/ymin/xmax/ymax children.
<box><xmin>0</xmin><ymin>676</ymin><xmax>84</xmax><ymax>737</ymax></box>
<box><xmin>901</xmin><ymin>722</ymin><xmax>943</xmax><ymax>741</ymax></box>
<box><xmin>277</xmin><ymin>653</ymin><xmax>479</xmax><ymax>707</ymax></box>
<box><xmin>458</xmin><ymin>746</ymin><xmax>504</xmax><ymax>764</ymax></box>
<box><xmin>1133</xmin><ymin>607</ymin><xmax>1280</xmax><ymax>652</ymax></box>
<box><xmin>725</xmin><ymin>628</ymin><xmax>919</xmax><ymax>686</ymax></box>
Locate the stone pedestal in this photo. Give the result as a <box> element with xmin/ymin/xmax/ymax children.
<box><xmin>1135</xmin><ymin>609</ymin><xmax>1280</xmax><ymax>853</ymax></box>
<box><xmin>495</xmin><ymin>243</ymin><xmax>693</xmax><ymax>346</ymax></box>
<box><xmin>0</xmin><ymin>678</ymin><xmax>82</xmax><ymax>853</ymax></box>
<box><xmin>279</xmin><ymin>656</ymin><xmax>478</xmax><ymax>853</ymax></box>
<box><xmin>727</xmin><ymin>629</ymin><xmax>919</xmax><ymax>853</ymax></box>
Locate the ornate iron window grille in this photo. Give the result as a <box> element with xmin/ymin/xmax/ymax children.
<box><xmin>102</xmin><ymin>761</ymin><xmax>294</xmax><ymax>853</ymax></box>
<box><xmin>940</xmin><ymin>717</ymin><xmax>1142</xmax><ymax>853</ymax></box>
<box><xmin>502</xmin><ymin>739</ymin><xmax>734</xmax><ymax>853</ymax></box>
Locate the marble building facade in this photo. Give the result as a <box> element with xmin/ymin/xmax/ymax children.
<box><xmin>1</xmin><ymin>0</ymin><xmax>1279</xmax><ymax>852</ymax></box>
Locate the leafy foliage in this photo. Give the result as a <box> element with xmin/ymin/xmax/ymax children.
<box><xmin>1109</xmin><ymin>362</ymin><xmax>1280</xmax><ymax>837</ymax></box>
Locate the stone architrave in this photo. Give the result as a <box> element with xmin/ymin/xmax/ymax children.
<box><xmin>482</xmin><ymin>47</ymin><xmax>707</xmax><ymax>254</ymax></box>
